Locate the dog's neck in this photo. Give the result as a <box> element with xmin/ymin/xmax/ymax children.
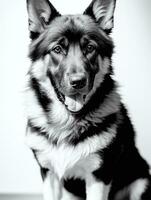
<box><xmin>26</xmin><ymin>59</ymin><xmax>121</xmax><ymax>145</ymax></box>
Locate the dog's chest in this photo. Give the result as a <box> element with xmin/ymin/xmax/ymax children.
<box><xmin>36</xmin><ymin>141</ymin><xmax>101</xmax><ymax>180</ymax></box>
<box><xmin>26</xmin><ymin>118</ymin><xmax>116</xmax><ymax>180</ymax></box>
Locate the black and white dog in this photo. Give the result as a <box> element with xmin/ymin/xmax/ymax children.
<box><xmin>25</xmin><ymin>0</ymin><xmax>151</xmax><ymax>199</ymax></box>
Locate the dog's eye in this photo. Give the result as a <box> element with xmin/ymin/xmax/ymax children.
<box><xmin>86</xmin><ymin>44</ymin><xmax>95</xmax><ymax>54</ymax></box>
<box><xmin>53</xmin><ymin>45</ymin><xmax>62</xmax><ymax>54</ymax></box>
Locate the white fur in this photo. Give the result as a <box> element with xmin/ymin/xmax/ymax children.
<box><xmin>40</xmin><ymin>74</ymin><xmax>75</xmax><ymax>143</ymax></box>
<box><xmin>43</xmin><ymin>174</ymin><xmax>82</xmax><ymax>200</ymax></box>
<box><xmin>61</xmin><ymin>188</ymin><xmax>83</xmax><ymax>200</ymax></box>
<box><xmin>86</xmin><ymin>175</ymin><xmax>110</xmax><ymax>200</ymax></box>
<box><xmin>29</xmin><ymin>59</ymin><xmax>47</xmax><ymax>80</ymax></box>
<box><xmin>115</xmin><ymin>178</ymin><xmax>148</xmax><ymax>200</ymax></box>
<box><xmin>102</xmin><ymin>184</ymin><xmax>111</xmax><ymax>200</ymax></box>
<box><xmin>25</xmin><ymin>56</ymin><xmax>118</xmax><ymax>182</ymax></box>
<box><xmin>25</xmin><ymin>57</ymin><xmax>71</xmax><ymax>139</ymax></box>
<box><xmin>129</xmin><ymin>178</ymin><xmax>148</xmax><ymax>200</ymax></box>
<box><xmin>27</xmin><ymin>0</ymin><xmax>52</xmax><ymax>33</ymax></box>
<box><xmin>47</xmin><ymin>94</ymin><xmax>75</xmax><ymax>143</ymax></box>
<box><xmin>43</xmin><ymin>172</ymin><xmax>61</xmax><ymax>200</ymax></box>
<box><xmin>25</xmin><ymin>88</ymin><xmax>48</xmax><ymax>131</ymax></box>
<box><xmin>24</xmin><ymin>58</ymin><xmax>50</xmax><ymax>129</ymax></box>
<box><xmin>26</xmin><ymin>124</ymin><xmax>116</xmax><ymax>180</ymax></box>
<box><xmin>25</xmin><ymin>56</ymin><xmax>120</xmax><ymax>144</ymax></box>
<box><xmin>25</xmin><ymin>46</ymin><xmax>119</xmax><ymax>200</ymax></box>
<box><xmin>93</xmin><ymin>0</ymin><xmax>115</xmax><ymax>30</ymax></box>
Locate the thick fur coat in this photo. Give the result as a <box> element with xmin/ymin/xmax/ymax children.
<box><xmin>25</xmin><ymin>0</ymin><xmax>151</xmax><ymax>199</ymax></box>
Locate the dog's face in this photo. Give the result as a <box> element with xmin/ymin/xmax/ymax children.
<box><xmin>27</xmin><ymin>0</ymin><xmax>115</xmax><ymax>113</ymax></box>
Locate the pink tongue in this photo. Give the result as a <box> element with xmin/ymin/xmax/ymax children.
<box><xmin>65</xmin><ymin>95</ymin><xmax>84</xmax><ymax>112</ymax></box>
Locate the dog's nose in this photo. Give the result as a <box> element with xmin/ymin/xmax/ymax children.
<box><xmin>70</xmin><ymin>75</ymin><xmax>87</xmax><ymax>89</ymax></box>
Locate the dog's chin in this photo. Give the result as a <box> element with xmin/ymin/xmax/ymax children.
<box><xmin>64</xmin><ymin>94</ymin><xmax>85</xmax><ymax>114</ymax></box>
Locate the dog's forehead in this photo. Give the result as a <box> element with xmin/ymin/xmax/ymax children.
<box><xmin>29</xmin><ymin>14</ymin><xmax>113</xmax><ymax>61</ymax></box>
<box><xmin>46</xmin><ymin>14</ymin><xmax>99</xmax><ymax>42</ymax></box>
<box><xmin>52</xmin><ymin>14</ymin><xmax>95</xmax><ymax>29</ymax></box>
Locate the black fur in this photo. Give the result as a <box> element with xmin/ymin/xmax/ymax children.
<box><xmin>28</xmin><ymin>120</ymin><xmax>48</xmax><ymax>137</ymax></box>
<box><xmin>93</xmin><ymin>105</ymin><xmax>150</xmax><ymax>199</ymax></box>
<box><xmin>61</xmin><ymin>105</ymin><xmax>151</xmax><ymax>199</ymax></box>
<box><xmin>80</xmin><ymin>74</ymin><xmax>116</xmax><ymax>115</ymax></box>
<box><xmin>27</xmin><ymin>0</ymin><xmax>61</xmax><ymax>40</ymax></box>
<box><xmin>64</xmin><ymin>178</ymin><xmax>86</xmax><ymax>199</ymax></box>
<box><xmin>28</xmin><ymin>17</ymin><xmax>114</xmax><ymax>62</ymax></box>
<box><xmin>30</xmin><ymin>77</ymin><xmax>51</xmax><ymax>112</ymax></box>
<box><xmin>68</xmin><ymin>112</ymin><xmax>117</xmax><ymax>145</ymax></box>
<box><xmin>26</xmin><ymin>0</ymin><xmax>151</xmax><ymax>199</ymax></box>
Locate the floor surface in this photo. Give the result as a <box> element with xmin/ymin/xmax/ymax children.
<box><xmin>0</xmin><ymin>194</ymin><xmax>42</xmax><ymax>200</ymax></box>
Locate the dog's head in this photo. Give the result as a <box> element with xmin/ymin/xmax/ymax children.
<box><xmin>27</xmin><ymin>0</ymin><xmax>116</xmax><ymax>114</ymax></box>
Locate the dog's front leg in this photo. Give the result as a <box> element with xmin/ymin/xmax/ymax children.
<box><xmin>86</xmin><ymin>175</ymin><xmax>110</xmax><ymax>200</ymax></box>
<box><xmin>42</xmin><ymin>170</ymin><xmax>62</xmax><ymax>200</ymax></box>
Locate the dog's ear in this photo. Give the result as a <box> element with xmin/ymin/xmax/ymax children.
<box><xmin>26</xmin><ymin>0</ymin><xmax>60</xmax><ymax>39</ymax></box>
<box><xmin>84</xmin><ymin>0</ymin><xmax>116</xmax><ymax>34</ymax></box>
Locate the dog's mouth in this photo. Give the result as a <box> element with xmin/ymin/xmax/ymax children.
<box><xmin>48</xmin><ymin>72</ymin><xmax>87</xmax><ymax>114</ymax></box>
<box><xmin>64</xmin><ymin>94</ymin><xmax>86</xmax><ymax>114</ymax></box>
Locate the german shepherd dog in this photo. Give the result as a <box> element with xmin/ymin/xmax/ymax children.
<box><xmin>25</xmin><ymin>0</ymin><xmax>151</xmax><ymax>199</ymax></box>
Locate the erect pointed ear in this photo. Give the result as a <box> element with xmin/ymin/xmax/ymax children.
<box><xmin>84</xmin><ymin>0</ymin><xmax>116</xmax><ymax>34</ymax></box>
<box><xmin>26</xmin><ymin>0</ymin><xmax>60</xmax><ymax>39</ymax></box>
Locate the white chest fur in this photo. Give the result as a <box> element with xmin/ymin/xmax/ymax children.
<box><xmin>37</xmin><ymin>144</ymin><xmax>101</xmax><ymax>180</ymax></box>
<box><xmin>25</xmin><ymin>63</ymin><xmax>118</xmax><ymax>180</ymax></box>
<box><xmin>26</xmin><ymin>125</ymin><xmax>116</xmax><ymax>180</ymax></box>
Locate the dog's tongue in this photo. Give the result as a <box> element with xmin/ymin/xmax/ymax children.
<box><xmin>65</xmin><ymin>95</ymin><xmax>84</xmax><ymax>113</ymax></box>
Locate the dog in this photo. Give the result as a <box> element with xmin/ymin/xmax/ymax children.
<box><xmin>25</xmin><ymin>0</ymin><xmax>151</xmax><ymax>199</ymax></box>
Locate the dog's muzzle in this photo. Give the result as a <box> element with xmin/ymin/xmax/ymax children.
<box><xmin>69</xmin><ymin>74</ymin><xmax>87</xmax><ymax>89</ymax></box>
<box><xmin>64</xmin><ymin>73</ymin><xmax>88</xmax><ymax>113</ymax></box>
